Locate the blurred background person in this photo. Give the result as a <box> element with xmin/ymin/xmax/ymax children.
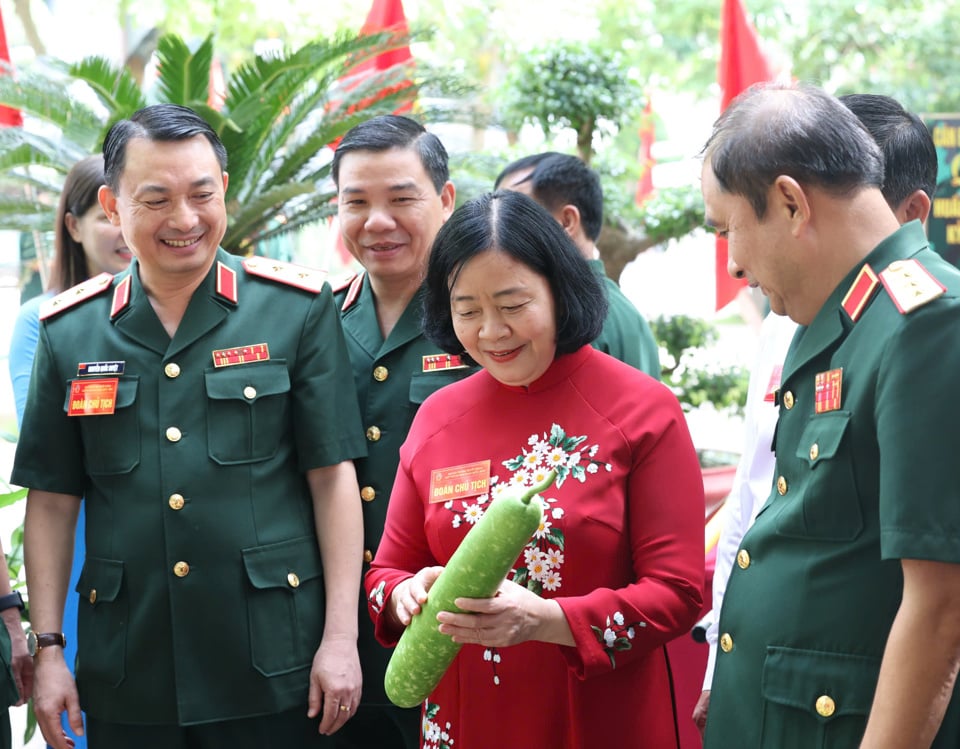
<box><xmin>495</xmin><ymin>152</ymin><xmax>662</xmax><ymax>378</ymax></box>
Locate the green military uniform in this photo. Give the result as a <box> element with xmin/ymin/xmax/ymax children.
<box><xmin>704</xmin><ymin>222</ymin><xmax>960</xmax><ymax>748</ymax></box>
<box><xmin>587</xmin><ymin>259</ymin><xmax>661</xmax><ymax>379</ymax></box>
<box><xmin>331</xmin><ymin>272</ymin><xmax>476</xmax><ymax>747</ymax></box>
<box><xmin>12</xmin><ymin>250</ymin><xmax>366</xmax><ymax>728</ymax></box>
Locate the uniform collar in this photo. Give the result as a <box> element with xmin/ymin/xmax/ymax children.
<box><xmin>783</xmin><ymin>221</ymin><xmax>929</xmax><ymax>382</ymax></box>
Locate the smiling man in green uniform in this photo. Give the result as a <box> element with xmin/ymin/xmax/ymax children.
<box><xmin>495</xmin><ymin>152</ymin><xmax>661</xmax><ymax>378</ymax></box>
<box><xmin>13</xmin><ymin>104</ymin><xmax>367</xmax><ymax>749</ymax></box>
<box><xmin>700</xmin><ymin>83</ymin><xmax>960</xmax><ymax>748</ymax></box>
<box><xmin>327</xmin><ymin>116</ymin><xmax>474</xmax><ymax>748</ymax></box>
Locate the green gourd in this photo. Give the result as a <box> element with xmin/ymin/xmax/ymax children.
<box><xmin>384</xmin><ymin>471</ymin><xmax>554</xmax><ymax>708</ymax></box>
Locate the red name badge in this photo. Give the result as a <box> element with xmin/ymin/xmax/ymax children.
<box><xmin>763</xmin><ymin>364</ymin><xmax>783</xmax><ymax>403</ymax></box>
<box><xmin>68</xmin><ymin>378</ymin><xmax>119</xmax><ymax>416</ymax></box>
<box><xmin>428</xmin><ymin>460</ymin><xmax>491</xmax><ymax>503</ymax></box>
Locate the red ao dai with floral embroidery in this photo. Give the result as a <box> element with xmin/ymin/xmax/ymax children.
<box><xmin>366</xmin><ymin>346</ymin><xmax>705</xmax><ymax>749</ymax></box>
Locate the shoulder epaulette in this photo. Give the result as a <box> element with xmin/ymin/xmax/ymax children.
<box><xmin>242</xmin><ymin>257</ymin><xmax>327</xmax><ymax>293</ymax></box>
<box><xmin>879</xmin><ymin>258</ymin><xmax>946</xmax><ymax>315</ymax></box>
<box><xmin>39</xmin><ymin>272</ymin><xmax>114</xmax><ymax>321</ymax></box>
<box><xmin>329</xmin><ymin>271</ymin><xmax>359</xmax><ymax>295</ymax></box>
<box><xmin>338</xmin><ymin>272</ymin><xmax>364</xmax><ymax>312</ymax></box>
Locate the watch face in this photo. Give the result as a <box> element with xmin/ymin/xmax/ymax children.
<box><xmin>26</xmin><ymin>631</ymin><xmax>36</xmax><ymax>657</ymax></box>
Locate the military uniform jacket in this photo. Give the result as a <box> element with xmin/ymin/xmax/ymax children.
<box><xmin>587</xmin><ymin>259</ymin><xmax>661</xmax><ymax>379</ymax></box>
<box><xmin>12</xmin><ymin>250</ymin><xmax>367</xmax><ymax>726</ymax></box>
<box><xmin>333</xmin><ymin>272</ymin><xmax>475</xmax><ymax>705</ymax></box>
<box><xmin>704</xmin><ymin>221</ymin><xmax>960</xmax><ymax>748</ymax></box>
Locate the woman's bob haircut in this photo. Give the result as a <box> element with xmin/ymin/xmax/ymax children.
<box><xmin>423</xmin><ymin>190</ymin><xmax>607</xmax><ymax>365</ymax></box>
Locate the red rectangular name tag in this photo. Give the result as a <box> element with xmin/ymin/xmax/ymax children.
<box><xmin>428</xmin><ymin>460</ymin><xmax>491</xmax><ymax>503</ymax></box>
<box><xmin>68</xmin><ymin>378</ymin><xmax>119</xmax><ymax>416</ymax></box>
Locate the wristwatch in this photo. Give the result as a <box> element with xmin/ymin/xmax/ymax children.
<box><xmin>26</xmin><ymin>631</ymin><xmax>66</xmax><ymax>657</ymax></box>
<box><xmin>0</xmin><ymin>591</ymin><xmax>24</xmax><ymax>613</ymax></box>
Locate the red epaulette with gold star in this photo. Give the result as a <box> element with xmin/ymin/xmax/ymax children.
<box><xmin>39</xmin><ymin>273</ymin><xmax>114</xmax><ymax>321</ymax></box>
<box><xmin>242</xmin><ymin>257</ymin><xmax>327</xmax><ymax>293</ymax></box>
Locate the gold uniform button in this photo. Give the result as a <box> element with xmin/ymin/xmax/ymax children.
<box><xmin>360</xmin><ymin>486</ymin><xmax>376</xmax><ymax>502</ymax></box>
<box><xmin>373</xmin><ymin>366</ymin><xmax>388</xmax><ymax>382</ymax></box>
<box><xmin>89</xmin><ymin>589</ymin><xmax>97</xmax><ymax>604</ymax></box>
<box><xmin>166</xmin><ymin>427</ymin><xmax>182</xmax><ymax>443</ymax></box>
<box><xmin>782</xmin><ymin>391</ymin><xmax>795</xmax><ymax>410</ymax></box>
<box><xmin>815</xmin><ymin>695</ymin><xmax>836</xmax><ymax>717</ymax></box>
<box><xmin>777</xmin><ymin>475</ymin><xmax>788</xmax><ymax>495</ymax></box>
<box><xmin>243</xmin><ymin>386</ymin><xmax>257</xmax><ymax>400</ymax></box>
<box><xmin>173</xmin><ymin>561</ymin><xmax>190</xmax><ymax>577</ymax></box>
<box><xmin>720</xmin><ymin>633</ymin><xmax>734</xmax><ymax>653</ymax></box>
<box><xmin>363</xmin><ymin>549</ymin><xmax>374</xmax><ymax>563</ymax></box>
<box><xmin>168</xmin><ymin>493</ymin><xmax>185</xmax><ymax>511</ymax></box>
<box><xmin>164</xmin><ymin>362</ymin><xmax>181</xmax><ymax>379</ymax></box>
<box><xmin>366</xmin><ymin>426</ymin><xmax>381</xmax><ymax>442</ymax></box>
<box><xmin>736</xmin><ymin>549</ymin><xmax>751</xmax><ymax>569</ymax></box>
<box><xmin>287</xmin><ymin>572</ymin><xmax>300</xmax><ymax>588</ymax></box>
<box><xmin>809</xmin><ymin>443</ymin><xmax>820</xmax><ymax>461</ymax></box>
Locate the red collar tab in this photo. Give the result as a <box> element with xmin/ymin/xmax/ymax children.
<box><xmin>841</xmin><ymin>264</ymin><xmax>879</xmax><ymax>322</ymax></box>
<box><xmin>216</xmin><ymin>261</ymin><xmax>238</xmax><ymax>304</ymax></box>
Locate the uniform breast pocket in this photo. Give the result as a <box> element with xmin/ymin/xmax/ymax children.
<box><xmin>65</xmin><ymin>376</ymin><xmax>141</xmax><ymax>476</ymax></box>
<box><xmin>204</xmin><ymin>362</ymin><xmax>290</xmax><ymax>465</ymax></box>
<box><xmin>760</xmin><ymin>646</ymin><xmax>878</xmax><ymax>749</ymax></box>
<box><xmin>776</xmin><ymin>412</ymin><xmax>863</xmax><ymax>540</ymax></box>
<box><xmin>408</xmin><ymin>369</ymin><xmax>470</xmax><ymax>406</ymax></box>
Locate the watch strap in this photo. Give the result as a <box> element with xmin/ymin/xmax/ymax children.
<box><xmin>0</xmin><ymin>591</ymin><xmax>24</xmax><ymax>612</ymax></box>
<box><xmin>30</xmin><ymin>632</ymin><xmax>67</xmax><ymax>655</ymax></box>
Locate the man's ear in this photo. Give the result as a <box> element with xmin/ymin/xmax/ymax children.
<box><xmin>893</xmin><ymin>189</ymin><xmax>931</xmax><ymax>226</ymax></box>
<box><xmin>557</xmin><ymin>204</ymin><xmax>580</xmax><ymax>238</ymax></box>
<box><xmin>99</xmin><ymin>185</ymin><xmax>120</xmax><ymax>226</ymax></box>
<box><xmin>772</xmin><ymin>175</ymin><xmax>810</xmax><ymax>234</ymax></box>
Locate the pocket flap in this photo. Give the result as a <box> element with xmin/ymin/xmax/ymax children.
<box><xmin>762</xmin><ymin>646</ymin><xmax>879</xmax><ymax>720</ymax></box>
<box><xmin>204</xmin><ymin>361</ymin><xmax>290</xmax><ymax>402</ymax></box>
<box><xmin>242</xmin><ymin>536</ymin><xmax>322</xmax><ymax>591</ymax></box>
<box><xmin>795</xmin><ymin>412</ymin><xmax>850</xmax><ymax>467</ymax></box>
<box><xmin>409</xmin><ymin>369</ymin><xmax>469</xmax><ymax>405</ymax></box>
<box><xmin>75</xmin><ymin>556</ymin><xmax>125</xmax><ymax>604</ymax></box>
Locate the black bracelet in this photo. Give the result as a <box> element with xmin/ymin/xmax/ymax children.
<box><xmin>0</xmin><ymin>592</ymin><xmax>24</xmax><ymax>612</ymax></box>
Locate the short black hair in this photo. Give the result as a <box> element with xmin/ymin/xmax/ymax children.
<box><xmin>493</xmin><ymin>151</ymin><xmax>562</xmax><ymax>189</ymax></box>
<box><xmin>423</xmin><ymin>190</ymin><xmax>607</xmax><ymax>364</ymax></box>
<box><xmin>331</xmin><ymin>114</ymin><xmax>449</xmax><ymax>193</ymax></box>
<box><xmin>102</xmin><ymin>104</ymin><xmax>227</xmax><ymax>191</ymax></box>
<box><xmin>839</xmin><ymin>93</ymin><xmax>937</xmax><ymax>209</ymax></box>
<box><xmin>703</xmin><ymin>83</ymin><xmax>885</xmax><ymax>219</ymax></box>
<box><xmin>499</xmin><ymin>152</ymin><xmax>605</xmax><ymax>242</ymax></box>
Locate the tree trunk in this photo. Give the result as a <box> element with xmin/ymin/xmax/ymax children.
<box><xmin>576</xmin><ymin>117</ymin><xmax>594</xmax><ymax>165</ymax></box>
<box><xmin>12</xmin><ymin>0</ymin><xmax>45</xmax><ymax>56</ymax></box>
<box><xmin>597</xmin><ymin>223</ymin><xmax>658</xmax><ymax>286</ymax></box>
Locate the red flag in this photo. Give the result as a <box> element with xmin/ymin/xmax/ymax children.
<box><xmin>714</xmin><ymin>0</ymin><xmax>772</xmax><ymax>310</ymax></box>
<box><xmin>635</xmin><ymin>97</ymin><xmax>655</xmax><ymax>206</ymax></box>
<box><xmin>0</xmin><ymin>6</ymin><xmax>23</xmax><ymax>127</ymax></box>
<box><xmin>329</xmin><ymin>0</ymin><xmax>414</xmax><ymax>144</ymax></box>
